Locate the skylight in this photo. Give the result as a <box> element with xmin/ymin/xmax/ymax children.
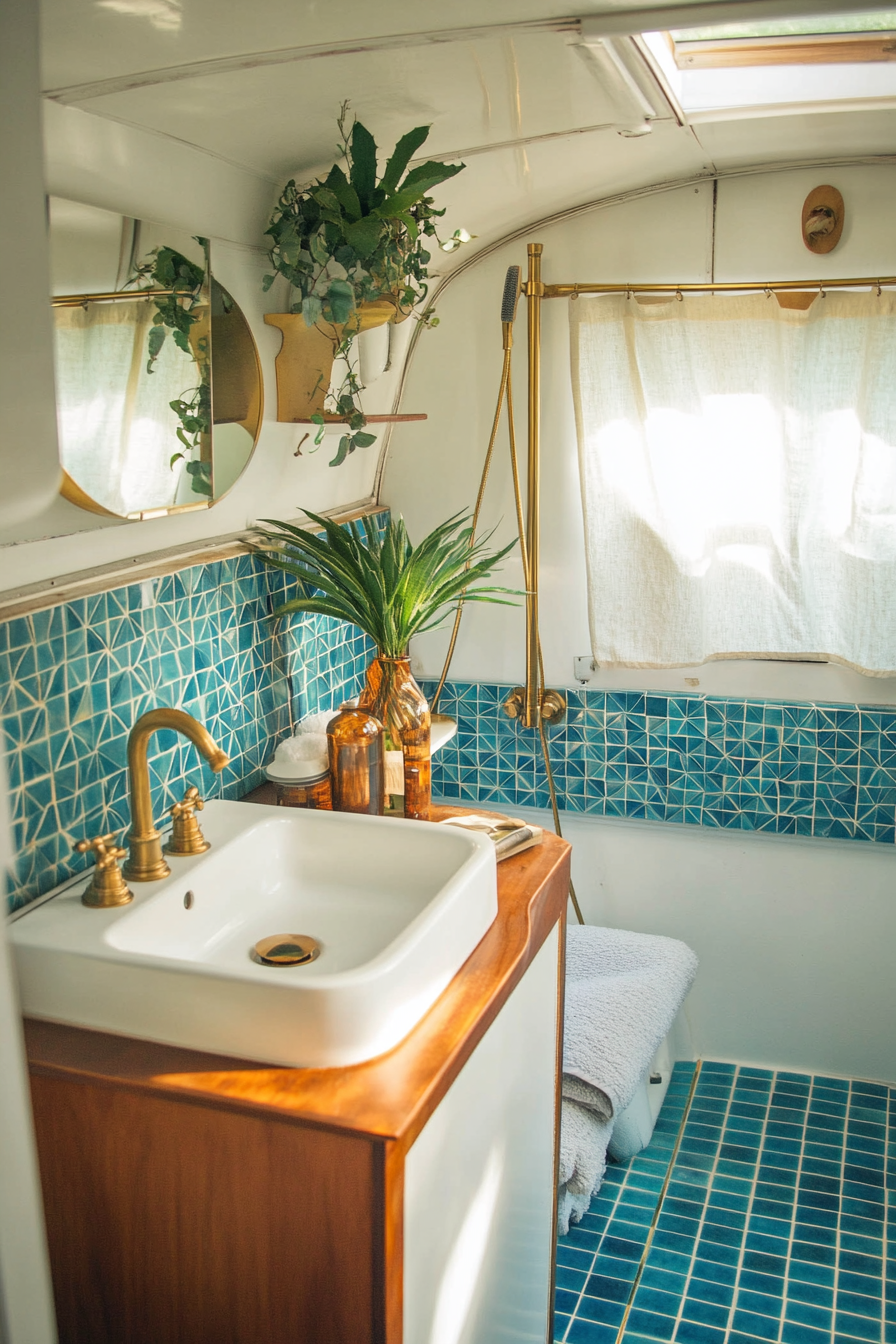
<box><xmin>641</xmin><ymin>9</ymin><xmax>896</xmax><ymax>117</ymax></box>
<box><xmin>668</xmin><ymin>11</ymin><xmax>896</xmax><ymax>68</ymax></box>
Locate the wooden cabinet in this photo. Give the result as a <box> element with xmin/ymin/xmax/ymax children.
<box><xmin>24</xmin><ymin>821</ymin><xmax>570</xmax><ymax>1344</ymax></box>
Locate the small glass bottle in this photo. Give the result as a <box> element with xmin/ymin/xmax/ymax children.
<box><xmin>327</xmin><ymin>709</ymin><xmax>385</xmax><ymax>815</ymax></box>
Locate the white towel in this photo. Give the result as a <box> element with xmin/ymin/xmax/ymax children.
<box><xmin>557</xmin><ymin>1098</ymin><xmax>613</xmax><ymax>1236</ymax></box>
<box><xmin>557</xmin><ymin>925</ymin><xmax>698</xmax><ymax>1234</ymax></box>
<box><xmin>563</xmin><ymin>925</ymin><xmax>698</xmax><ymax>1119</ymax></box>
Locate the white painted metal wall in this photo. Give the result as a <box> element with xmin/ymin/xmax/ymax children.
<box><xmin>0</xmin><ymin>3</ymin><xmax>60</xmax><ymax>1334</ymax></box>
<box><xmin>386</xmin><ymin>163</ymin><xmax>896</xmax><ymax>709</ymax></box>
<box><xmin>512</xmin><ymin>806</ymin><xmax>896</xmax><ymax>1085</ymax></box>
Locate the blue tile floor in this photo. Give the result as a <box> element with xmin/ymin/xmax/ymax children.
<box><xmin>554</xmin><ymin>1061</ymin><xmax>895</xmax><ymax>1344</ymax></box>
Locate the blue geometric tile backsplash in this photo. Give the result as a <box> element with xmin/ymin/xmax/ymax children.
<box><xmin>2</xmin><ymin>548</ymin><xmax>376</xmax><ymax>912</ymax></box>
<box><xmin>425</xmin><ymin>682</ymin><xmax>896</xmax><ymax>847</ymax></box>
<box><xmin>4</xmin><ymin>550</ymin><xmax>896</xmax><ymax>912</ymax></box>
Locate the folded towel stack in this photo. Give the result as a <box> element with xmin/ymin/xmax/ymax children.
<box><xmin>558</xmin><ymin>925</ymin><xmax>698</xmax><ymax>1234</ymax></box>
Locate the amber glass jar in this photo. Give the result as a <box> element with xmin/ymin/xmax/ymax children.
<box><xmin>358</xmin><ymin>656</ymin><xmax>431</xmax><ymax>821</ymax></box>
<box><xmin>273</xmin><ymin>772</ymin><xmax>332</xmax><ymax>810</ymax></box>
<box><xmin>327</xmin><ymin>709</ymin><xmax>385</xmax><ymax>815</ymax></box>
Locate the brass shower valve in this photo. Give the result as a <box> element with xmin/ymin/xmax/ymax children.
<box><xmin>163</xmin><ymin>786</ymin><xmax>211</xmax><ymax>857</ymax></box>
<box><xmin>74</xmin><ymin>833</ymin><xmax>134</xmax><ymax>908</ymax></box>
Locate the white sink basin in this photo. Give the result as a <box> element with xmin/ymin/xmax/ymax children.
<box><xmin>10</xmin><ymin>800</ymin><xmax>497</xmax><ymax>1068</ymax></box>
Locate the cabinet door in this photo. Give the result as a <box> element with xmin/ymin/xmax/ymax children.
<box><xmin>403</xmin><ymin>922</ymin><xmax>561</xmax><ymax>1344</ymax></box>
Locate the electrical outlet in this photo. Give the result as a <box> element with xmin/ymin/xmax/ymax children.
<box><xmin>574</xmin><ymin>656</ymin><xmax>596</xmax><ymax>683</ymax></box>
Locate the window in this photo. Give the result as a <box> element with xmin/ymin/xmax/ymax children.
<box><xmin>667</xmin><ymin>12</ymin><xmax>896</xmax><ymax>68</ymax></box>
<box><xmin>569</xmin><ymin>290</ymin><xmax>896</xmax><ymax>675</ymax></box>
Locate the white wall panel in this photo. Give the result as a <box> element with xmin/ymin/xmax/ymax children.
<box><xmin>387</xmin><ymin>165</ymin><xmax>896</xmax><ymax>706</ymax></box>
<box><xmin>0</xmin><ymin>106</ymin><xmax>413</xmax><ymax>587</ymax></box>
<box><xmin>509</xmin><ymin>806</ymin><xmax>896</xmax><ymax>1084</ymax></box>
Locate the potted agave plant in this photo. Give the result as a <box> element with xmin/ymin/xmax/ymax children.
<box><xmin>252</xmin><ymin>511</ymin><xmax>517</xmax><ymax>819</ymax></box>
<box><xmin>262</xmin><ymin>103</ymin><xmax>466</xmax><ymax>466</ymax></box>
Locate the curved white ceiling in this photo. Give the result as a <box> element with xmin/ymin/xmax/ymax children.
<box><xmin>38</xmin><ymin>0</ymin><xmax>896</xmax><ymax>256</ymax></box>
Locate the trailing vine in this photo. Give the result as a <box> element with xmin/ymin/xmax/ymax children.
<box><xmin>127</xmin><ymin>240</ymin><xmax>212</xmax><ymax>496</ymax></box>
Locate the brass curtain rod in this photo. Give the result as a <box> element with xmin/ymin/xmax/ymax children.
<box><xmin>540</xmin><ymin>276</ymin><xmax>896</xmax><ymax>298</ymax></box>
<box><xmin>51</xmin><ymin>288</ymin><xmax>177</xmax><ymax>308</ymax></box>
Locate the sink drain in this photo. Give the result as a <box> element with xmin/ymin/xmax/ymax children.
<box><xmin>251</xmin><ymin>934</ymin><xmax>321</xmax><ymax>967</ymax></box>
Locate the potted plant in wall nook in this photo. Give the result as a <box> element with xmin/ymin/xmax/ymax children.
<box><xmin>252</xmin><ymin>511</ymin><xmax>517</xmax><ymax>818</ymax></box>
<box><xmin>262</xmin><ymin>103</ymin><xmax>467</xmax><ymax>466</ymax></box>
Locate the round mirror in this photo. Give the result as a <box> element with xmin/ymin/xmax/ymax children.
<box><xmin>49</xmin><ymin>199</ymin><xmax>263</xmax><ymax>520</ymax></box>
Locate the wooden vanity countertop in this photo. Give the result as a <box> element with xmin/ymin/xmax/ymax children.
<box><xmin>24</xmin><ymin>805</ymin><xmax>571</xmax><ymax>1154</ymax></box>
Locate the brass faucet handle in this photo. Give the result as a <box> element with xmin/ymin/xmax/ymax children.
<box><xmin>163</xmin><ymin>786</ymin><xmax>211</xmax><ymax>857</ymax></box>
<box><xmin>74</xmin><ymin>833</ymin><xmax>134</xmax><ymax>908</ymax></box>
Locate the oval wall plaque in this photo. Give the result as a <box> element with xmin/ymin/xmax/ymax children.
<box><xmin>802</xmin><ymin>185</ymin><xmax>844</xmax><ymax>254</ymax></box>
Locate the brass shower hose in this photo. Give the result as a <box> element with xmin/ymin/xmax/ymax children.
<box><xmin>431</xmin><ymin>334</ymin><xmax>584</xmax><ymax>925</ymax></box>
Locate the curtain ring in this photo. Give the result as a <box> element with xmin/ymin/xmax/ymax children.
<box><xmin>764</xmin><ymin>286</ymin><xmax>772</xmax><ymax>299</ymax></box>
<box><xmin>625</xmin><ymin>286</ymin><xmax>632</xmax><ymax>301</ymax></box>
<box><xmin>877</xmin><ymin>281</ymin><xmax>883</xmax><ymax>297</ymax></box>
<box><xmin>819</xmin><ymin>283</ymin><xmax>826</xmax><ymax>299</ymax></box>
<box><xmin>571</xmin><ymin>283</ymin><xmax>579</xmax><ymax>302</ymax></box>
<box><xmin>676</xmin><ymin>288</ymin><xmax>683</xmax><ymax>302</ymax></box>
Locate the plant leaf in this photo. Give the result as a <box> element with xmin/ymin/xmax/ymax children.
<box><xmin>380</xmin><ymin>125</ymin><xmax>431</xmax><ymax>192</ymax></box>
<box><xmin>324</xmin><ymin>164</ymin><xmax>362</xmax><ymax>220</ymax></box>
<box><xmin>349</xmin><ymin>121</ymin><xmax>378</xmax><ymax>211</ymax></box>
<box><xmin>345</xmin><ymin>216</ymin><xmax>384</xmax><ymax>259</ymax></box>
<box><xmin>326</xmin><ymin>278</ymin><xmax>355</xmax><ymax>324</ymax></box>
<box><xmin>397</xmin><ymin>159</ymin><xmax>465</xmax><ymax>195</ymax></box>
<box><xmin>329</xmin><ymin>436</ymin><xmax>351</xmax><ymax>467</ymax></box>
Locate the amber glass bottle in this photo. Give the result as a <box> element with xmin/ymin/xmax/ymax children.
<box><xmin>358</xmin><ymin>656</ymin><xmax>431</xmax><ymax>821</ymax></box>
<box><xmin>326</xmin><ymin>709</ymin><xmax>385</xmax><ymax>815</ymax></box>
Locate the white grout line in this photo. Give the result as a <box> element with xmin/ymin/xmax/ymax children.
<box><xmin>882</xmin><ymin>1087</ymin><xmax>890</xmax><ymax>1344</ymax></box>
<box><xmin>722</xmin><ymin>1068</ymin><xmax>778</xmax><ymax>1341</ymax></box>
<box><xmin>833</xmin><ymin>1082</ymin><xmax>852</xmax><ymax>1344</ymax></box>
<box><xmin>776</xmin><ymin>1074</ymin><xmax>815</xmax><ymax>1343</ymax></box>
<box><xmin>558</xmin><ymin>1159</ymin><xmax>627</xmax><ymax>1341</ymax></box>
<box><xmin>670</xmin><ymin>1067</ymin><xmax>741</xmax><ymax>1341</ymax></box>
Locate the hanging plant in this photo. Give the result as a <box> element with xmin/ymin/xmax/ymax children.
<box><xmin>127</xmin><ymin>241</ymin><xmax>212</xmax><ymax>496</ymax></box>
<box><xmin>263</xmin><ymin>103</ymin><xmax>467</xmax><ymax>463</ymax></box>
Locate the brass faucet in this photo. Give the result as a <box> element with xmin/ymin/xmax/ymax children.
<box><xmin>123</xmin><ymin>709</ymin><xmax>229</xmax><ymax>882</ymax></box>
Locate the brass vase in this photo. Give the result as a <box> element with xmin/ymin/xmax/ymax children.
<box><xmin>358</xmin><ymin>656</ymin><xmax>431</xmax><ymax>820</ymax></box>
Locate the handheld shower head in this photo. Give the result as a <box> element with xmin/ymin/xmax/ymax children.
<box><xmin>501</xmin><ymin>265</ymin><xmax>521</xmax><ymax>324</ymax></box>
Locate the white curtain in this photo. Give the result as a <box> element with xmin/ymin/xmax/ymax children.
<box><xmin>569</xmin><ymin>290</ymin><xmax>896</xmax><ymax>675</ymax></box>
<box><xmin>54</xmin><ymin>299</ymin><xmax>190</xmax><ymax>516</ymax></box>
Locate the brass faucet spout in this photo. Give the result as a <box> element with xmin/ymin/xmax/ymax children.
<box><xmin>123</xmin><ymin>709</ymin><xmax>229</xmax><ymax>882</ymax></box>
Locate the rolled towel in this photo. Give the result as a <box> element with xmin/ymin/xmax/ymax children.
<box><xmin>557</xmin><ymin>1098</ymin><xmax>614</xmax><ymax>1236</ymax></box>
<box><xmin>563</xmin><ymin>925</ymin><xmax>698</xmax><ymax>1121</ymax></box>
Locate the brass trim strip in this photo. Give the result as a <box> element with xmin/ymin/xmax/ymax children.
<box><xmin>525</xmin><ymin>243</ymin><xmax>543</xmax><ymax>729</ymax></box>
<box><xmin>543</xmin><ymin>276</ymin><xmax>896</xmax><ymax>297</ymax></box>
<box><xmin>614</xmin><ymin>1060</ymin><xmax>703</xmax><ymax>1343</ymax></box>
<box><xmin>51</xmin><ymin>288</ymin><xmax>175</xmax><ymax>306</ymax></box>
<box><xmin>0</xmin><ymin>501</ymin><xmax>381</xmax><ymax>623</ymax></box>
